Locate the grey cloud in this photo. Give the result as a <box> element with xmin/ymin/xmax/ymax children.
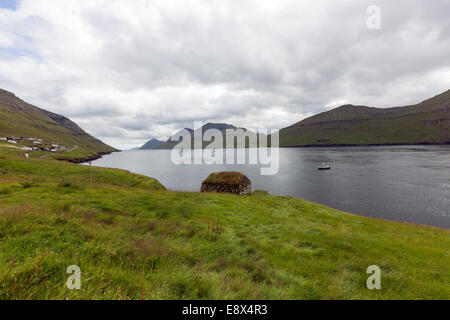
<box><xmin>0</xmin><ymin>0</ymin><xmax>449</xmax><ymax>149</ymax></box>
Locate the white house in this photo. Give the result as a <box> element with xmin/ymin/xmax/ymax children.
<box><xmin>7</xmin><ymin>139</ymin><xmax>17</xmax><ymax>144</ymax></box>
<box><xmin>0</xmin><ymin>137</ymin><xmax>7</xmax><ymax>141</ymax></box>
<box><xmin>21</xmin><ymin>147</ymin><xmax>33</xmax><ymax>151</ymax></box>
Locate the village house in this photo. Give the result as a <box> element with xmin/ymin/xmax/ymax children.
<box><xmin>0</xmin><ymin>137</ymin><xmax>7</xmax><ymax>141</ymax></box>
<box><xmin>7</xmin><ymin>139</ymin><xmax>17</xmax><ymax>144</ymax></box>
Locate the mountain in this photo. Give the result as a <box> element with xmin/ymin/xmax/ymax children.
<box><xmin>279</xmin><ymin>90</ymin><xmax>450</xmax><ymax>147</ymax></box>
<box><xmin>0</xmin><ymin>88</ymin><xmax>116</xmax><ymax>158</ymax></box>
<box><xmin>157</xmin><ymin>123</ymin><xmax>264</xmax><ymax>149</ymax></box>
<box><xmin>155</xmin><ymin>128</ymin><xmax>195</xmax><ymax>149</ymax></box>
<box><xmin>140</xmin><ymin>138</ymin><xmax>165</xmax><ymax>150</ymax></box>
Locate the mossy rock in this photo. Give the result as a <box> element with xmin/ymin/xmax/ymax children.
<box><xmin>201</xmin><ymin>171</ymin><xmax>252</xmax><ymax>195</ymax></box>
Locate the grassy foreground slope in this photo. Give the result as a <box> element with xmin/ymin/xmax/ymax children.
<box><xmin>279</xmin><ymin>90</ymin><xmax>450</xmax><ymax>147</ymax></box>
<box><xmin>0</xmin><ymin>150</ymin><xmax>449</xmax><ymax>300</ymax></box>
<box><xmin>0</xmin><ymin>88</ymin><xmax>116</xmax><ymax>159</ymax></box>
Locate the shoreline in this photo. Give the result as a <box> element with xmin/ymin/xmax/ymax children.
<box><xmin>55</xmin><ymin>142</ymin><xmax>450</xmax><ymax>163</ymax></box>
<box><xmin>85</xmin><ymin>145</ymin><xmax>450</xmax><ymax>229</ymax></box>
<box><xmin>278</xmin><ymin>141</ymin><xmax>450</xmax><ymax>148</ymax></box>
<box><xmin>57</xmin><ymin>150</ymin><xmax>121</xmax><ymax>164</ymax></box>
<box><xmin>152</xmin><ymin>141</ymin><xmax>450</xmax><ymax>150</ymax></box>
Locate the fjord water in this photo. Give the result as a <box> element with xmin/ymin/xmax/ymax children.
<box><xmin>91</xmin><ymin>146</ymin><xmax>450</xmax><ymax>228</ymax></box>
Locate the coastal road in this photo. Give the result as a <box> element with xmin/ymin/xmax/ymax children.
<box><xmin>39</xmin><ymin>145</ymin><xmax>78</xmax><ymax>159</ymax></box>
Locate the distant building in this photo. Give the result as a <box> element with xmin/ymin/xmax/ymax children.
<box><xmin>7</xmin><ymin>139</ymin><xmax>17</xmax><ymax>144</ymax></box>
<box><xmin>21</xmin><ymin>147</ymin><xmax>33</xmax><ymax>151</ymax></box>
<box><xmin>0</xmin><ymin>137</ymin><xmax>7</xmax><ymax>141</ymax></box>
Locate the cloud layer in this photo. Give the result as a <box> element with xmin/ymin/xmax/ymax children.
<box><xmin>1</xmin><ymin>0</ymin><xmax>449</xmax><ymax>149</ymax></box>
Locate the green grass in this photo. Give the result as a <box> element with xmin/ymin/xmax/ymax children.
<box><xmin>32</xmin><ymin>147</ymin><xmax>105</xmax><ymax>161</ymax></box>
<box><xmin>0</xmin><ymin>148</ymin><xmax>449</xmax><ymax>300</ymax></box>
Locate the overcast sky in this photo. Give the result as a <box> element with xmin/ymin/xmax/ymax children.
<box><xmin>0</xmin><ymin>0</ymin><xmax>449</xmax><ymax>149</ymax></box>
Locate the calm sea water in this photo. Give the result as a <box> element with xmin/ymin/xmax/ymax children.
<box><xmin>91</xmin><ymin>146</ymin><xmax>450</xmax><ymax>228</ymax></box>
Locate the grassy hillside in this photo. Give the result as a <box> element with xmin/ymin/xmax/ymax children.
<box><xmin>279</xmin><ymin>90</ymin><xmax>450</xmax><ymax>147</ymax></box>
<box><xmin>0</xmin><ymin>88</ymin><xmax>117</xmax><ymax>159</ymax></box>
<box><xmin>0</xmin><ymin>147</ymin><xmax>448</xmax><ymax>300</ymax></box>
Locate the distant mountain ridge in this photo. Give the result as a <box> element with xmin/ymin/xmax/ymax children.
<box><xmin>140</xmin><ymin>138</ymin><xmax>165</xmax><ymax>150</ymax></box>
<box><xmin>0</xmin><ymin>88</ymin><xmax>116</xmax><ymax>158</ymax></box>
<box><xmin>5</xmin><ymin>87</ymin><xmax>450</xmax><ymax>156</ymax></box>
<box><xmin>279</xmin><ymin>90</ymin><xmax>450</xmax><ymax>147</ymax></box>
<box><xmin>156</xmin><ymin>122</ymin><xmax>264</xmax><ymax>149</ymax></box>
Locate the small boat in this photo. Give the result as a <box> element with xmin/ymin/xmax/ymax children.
<box><xmin>318</xmin><ymin>162</ymin><xmax>331</xmax><ymax>170</ymax></box>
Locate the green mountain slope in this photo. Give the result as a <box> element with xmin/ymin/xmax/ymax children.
<box><xmin>279</xmin><ymin>90</ymin><xmax>450</xmax><ymax>147</ymax></box>
<box><xmin>0</xmin><ymin>88</ymin><xmax>116</xmax><ymax>158</ymax></box>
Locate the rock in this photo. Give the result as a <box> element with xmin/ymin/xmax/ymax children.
<box><xmin>201</xmin><ymin>171</ymin><xmax>252</xmax><ymax>195</ymax></box>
